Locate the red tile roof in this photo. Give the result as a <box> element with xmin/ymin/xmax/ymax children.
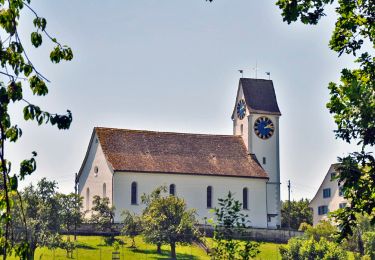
<box><xmin>94</xmin><ymin>127</ymin><xmax>268</xmax><ymax>179</ymax></box>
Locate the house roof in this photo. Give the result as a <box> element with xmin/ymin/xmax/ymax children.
<box><xmin>232</xmin><ymin>78</ymin><xmax>281</xmax><ymax>117</ymax></box>
<box><xmin>85</xmin><ymin>127</ymin><xmax>268</xmax><ymax>179</ymax></box>
<box><xmin>309</xmin><ymin>163</ymin><xmax>340</xmax><ymax>205</ymax></box>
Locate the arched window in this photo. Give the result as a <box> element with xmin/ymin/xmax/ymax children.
<box><xmin>169</xmin><ymin>184</ymin><xmax>176</xmax><ymax>196</ymax></box>
<box><xmin>243</xmin><ymin>188</ymin><xmax>248</xmax><ymax>209</ymax></box>
<box><xmin>86</xmin><ymin>187</ymin><xmax>90</xmax><ymax>210</ymax></box>
<box><xmin>207</xmin><ymin>186</ymin><xmax>212</xmax><ymax>208</ymax></box>
<box><xmin>131</xmin><ymin>182</ymin><xmax>137</xmax><ymax>205</ymax></box>
<box><xmin>103</xmin><ymin>183</ymin><xmax>107</xmax><ymax>198</ymax></box>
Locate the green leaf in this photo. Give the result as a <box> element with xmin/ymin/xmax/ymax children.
<box><xmin>31</xmin><ymin>32</ymin><xmax>43</xmax><ymax>47</ymax></box>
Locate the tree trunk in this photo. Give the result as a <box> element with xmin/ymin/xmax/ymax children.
<box><xmin>170</xmin><ymin>242</ymin><xmax>176</xmax><ymax>259</ymax></box>
<box><xmin>156</xmin><ymin>243</ymin><xmax>162</xmax><ymax>254</ymax></box>
<box><xmin>28</xmin><ymin>246</ymin><xmax>36</xmax><ymax>260</ymax></box>
<box><xmin>357</xmin><ymin>231</ymin><xmax>364</xmax><ymax>256</ymax></box>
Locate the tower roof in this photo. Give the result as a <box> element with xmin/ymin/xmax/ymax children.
<box><xmin>234</xmin><ymin>78</ymin><xmax>281</xmax><ymax>117</ymax></box>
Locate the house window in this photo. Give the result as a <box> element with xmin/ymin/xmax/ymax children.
<box><xmin>339</xmin><ymin>186</ymin><xmax>344</xmax><ymax>197</ymax></box>
<box><xmin>323</xmin><ymin>188</ymin><xmax>331</xmax><ymax>198</ymax></box>
<box><xmin>339</xmin><ymin>203</ymin><xmax>347</xmax><ymax>209</ymax></box>
<box><xmin>103</xmin><ymin>183</ymin><xmax>107</xmax><ymax>198</ymax></box>
<box><xmin>330</xmin><ymin>172</ymin><xmax>336</xmax><ymax>180</ymax></box>
<box><xmin>169</xmin><ymin>184</ymin><xmax>176</xmax><ymax>196</ymax></box>
<box><xmin>318</xmin><ymin>205</ymin><xmax>329</xmax><ymax>215</ymax></box>
<box><xmin>86</xmin><ymin>187</ymin><xmax>90</xmax><ymax>210</ymax></box>
<box><xmin>243</xmin><ymin>188</ymin><xmax>248</xmax><ymax>210</ymax></box>
<box><xmin>207</xmin><ymin>186</ymin><xmax>212</xmax><ymax>208</ymax></box>
<box><xmin>131</xmin><ymin>182</ymin><xmax>137</xmax><ymax>205</ymax></box>
<box><xmin>262</xmin><ymin>157</ymin><xmax>266</xmax><ymax>164</ymax></box>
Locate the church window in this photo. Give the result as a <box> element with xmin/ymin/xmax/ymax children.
<box><xmin>86</xmin><ymin>187</ymin><xmax>90</xmax><ymax>210</ymax></box>
<box><xmin>94</xmin><ymin>166</ymin><xmax>98</xmax><ymax>177</ymax></box>
<box><xmin>240</xmin><ymin>124</ymin><xmax>243</xmax><ymax>135</ymax></box>
<box><xmin>103</xmin><ymin>183</ymin><xmax>107</xmax><ymax>198</ymax></box>
<box><xmin>131</xmin><ymin>182</ymin><xmax>137</xmax><ymax>205</ymax></box>
<box><xmin>323</xmin><ymin>188</ymin><xmax>331</xmax><ymax>198</ymax></box>
<box><xmin>318</xmin><ymin>205</ymin><xmax>328</xmax><ymax>215</ymax></box>
<box><xmin>262</xmin><ymin>157</ymin><xmax>266</xmax><ymax>164</ymax></box>
<box><xmin>169</xmin><ymin>184</ymin><xmax>176</xmax><ymax>196</ymax></box>
<box><xmin>207</xmin><ymin>186</ymin><xmax>213</xmax><ymax>208</ymax></box>
<box><xmin>243</xmin><ymin>188</ymin><xmax>248</xmax><ymax>209</ymax></box>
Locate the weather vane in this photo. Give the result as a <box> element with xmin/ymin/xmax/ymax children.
<box><xmin>238</xmin><ymin>69</ymin><xmax>244</xmax><ymax>78</ymax></box>
<box><xmin>252</xmin><ymin>61</ymin><xmax>259</xmax><ymax>79</ymax></box>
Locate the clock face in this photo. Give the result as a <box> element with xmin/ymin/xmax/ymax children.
<box><xmin>236</xmin><ymin>99</ymin><xmax>246</xmax><ymax>120</ymax></box>
<box><xmin>254</xmin><ymin>116</ymin><xmax>275</xmax><ymax>139</ymax></box>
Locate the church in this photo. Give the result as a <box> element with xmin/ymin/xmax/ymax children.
<box><xmin>77</xmin><ymin>78</ymin><xmax>281</xmax><ymax>229</ymax></box>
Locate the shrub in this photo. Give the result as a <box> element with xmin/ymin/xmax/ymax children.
<box><xmin>280</xmin><ymin>237</ymin><xmax>347</xmax><ymax>260</ymax></box>
<box><xmin>363</xmin><ymin>232</ymin><xmax>375</xmax><ymax>259</ymax></box>
<box><xmin>303</xmin><ymin>221</ymin><xmax>337</xmax><ymax>242</ymax></box>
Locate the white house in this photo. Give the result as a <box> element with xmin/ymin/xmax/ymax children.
<box><xmin>309</xmin><ymin>164</ymin><xmax>347</xmax><ymax>226</ymax></box>
<box><xmin>77</xmin><ymin>78</ymin><xmax>282</xmax><ymax>229</ymax></box>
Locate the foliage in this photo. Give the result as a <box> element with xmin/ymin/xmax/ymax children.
<box><xmin>301</xmin><ymin>221</ymin><xmax>337</xmax><ymax>242</ymax></box>
<box><xmin>11</xmin><ymin>178</ymin><xmax>62</xmax><ymax>259</ymax></box>
<box><xmin>121</xmin><ymin>210</ymin><xmax>142</xmax><ymax>248</ymax></box>
<box><xmin>341</xmin><ymin>213</ymin><xmax>374</xmax><ymax>255</ymax></box>
<box><xmin>141</xmin><ymin>186</ymin><xmax>200</xmax><ymax>260</ymax></box>
<box><xmin>0</xmin><ymin>0</ymin><xmax>73</xmax><ymax>257</ymax></box>
<box><xmin>56</xmin><ymin>193</ymin><xmax>84</xmax><ymax>233</ymax></box>
<box><xmin>90</xmin><ymin>196</ymin><xmax>115</xmax><ymax>245</ymax></box>
<box><xmin>275</xmin><ymin>0</ymin><xmax>375</xmax><ymax>240</ymax></box>
<box><xmin>362</xmin><ymin>232</ymin><xmax>375</xmax><ymax>260</ymax></box>
<box><xmin>210</xmin><ymin>191</ymin><xmax>260</xmax><ymax>260</ymax></box>
<box><xmin>281</xmin><ymin>199</ymin><xmax>312</xmax><ymax>230</ymax></box>
<box><xmin>59</xmin><ymin>237</ymin><xmax>75</xmax><ymax>259</ymax></box>
<box><xmin>279</xmin><ymin>237</ymin><xmax>347</xmax><ymax>260</ymax></box>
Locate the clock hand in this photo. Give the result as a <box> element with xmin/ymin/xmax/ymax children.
<box><xmin>264</xmin><ymin>124</ymin><xmax>274</xmax><ymax>129</ymax></box>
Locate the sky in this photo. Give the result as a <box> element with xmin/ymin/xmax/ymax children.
<box><xmin>6</xmin><ymin>0</ymin><xmax>364</xmax><ymax>201</ymax></box>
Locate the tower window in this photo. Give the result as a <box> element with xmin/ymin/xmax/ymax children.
<box><xmin>262</xmin><ymin>157</ymin><xmax>266</xmax><ymax>164</ymax></box>
<box><xmin>169</xmin><ymin>184</ymin><xmax>176</xmax><ymax>196</ymax></box>
<box><xmin>207</xmin><ymin>186</ymin><xmax>213</xmax><ymax>208</ymax></box>
<box><xmin>131</xmin><ymin>182</ymin><xmax>137</xmax><ymax>205</ymax></box>
<box><xmin>243</xmin><ymin>188</ymin><xmax>248</xmax><ymax>209</ymax></box>
<box><xmin>240</xmin><ymin>124</ymin><xmax>244</xmax><ymax>135</ymax></box>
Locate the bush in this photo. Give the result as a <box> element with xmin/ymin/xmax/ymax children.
<box><xmin>363</xmin><ymin>232</ymin><xmax>375</xmax><ymax>259</ymax></box>
<box><xmin>280</xmin><ymin>237</ymin><xmax>347</xmax><ymax>260</ymax></box>
<box><xmin>303</xmin><ymin>221</ymin><xmax>337</xmax><ymax>242</ymax></box>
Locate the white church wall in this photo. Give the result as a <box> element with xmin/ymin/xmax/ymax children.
<box><xmin>78</xmin><ymin>133</ymin><xmax>113</xmax><ymax>217</ymax></box>
<box><xmin>113</xmin><ymin>172</ymin><xmax>268</xmax><ymax>228</ymax></box>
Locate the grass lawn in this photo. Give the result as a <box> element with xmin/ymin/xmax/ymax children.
<box><xmin>7</xmin><ymin>235</ymin><xmax>285</xmax><ymax>259</ymax></box>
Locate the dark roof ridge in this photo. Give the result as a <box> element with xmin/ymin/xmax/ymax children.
<box><xmin>94</xmin><ymin>126</ymin><xmax>238</xmax><ymax>138</ymax></box>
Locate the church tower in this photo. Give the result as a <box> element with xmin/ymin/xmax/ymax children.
<box><xmin>232</xmin><ymin>78</ymin><xmax>281</xmax><ymax>228</ymax></box>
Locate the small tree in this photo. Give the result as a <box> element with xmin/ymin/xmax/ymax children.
<box><xmin>281</xmin><ymin>199</ymin><xmax>312</xmax><ymax>230</ymax></box>
<box><xmin>57</xmin><ymin>193</ymin><xmax>84</xmax><ymax>239</ymax></box>
<box><xmin>210</xmin><ymin>191</ymin><xmax>260</xmax><ymax>260</ymax></box>
<box><xmin>90</xmin><ymin>195</ymin><xmax>116</xmax><ymax>245</ymax></box>
<box><xmin>121</xmin><ymin>210</ymin><xmax>142</xmax><ymax>248</ymax></box>
<box><xmin>12</xmin><ymin>178</ymin><xmax>62</xmax><ymax>260</ymax></box>
<box><xmin>141</xmin><ymin>186</ymin><xmax>200</xmax><ymax>259</ymax></box>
